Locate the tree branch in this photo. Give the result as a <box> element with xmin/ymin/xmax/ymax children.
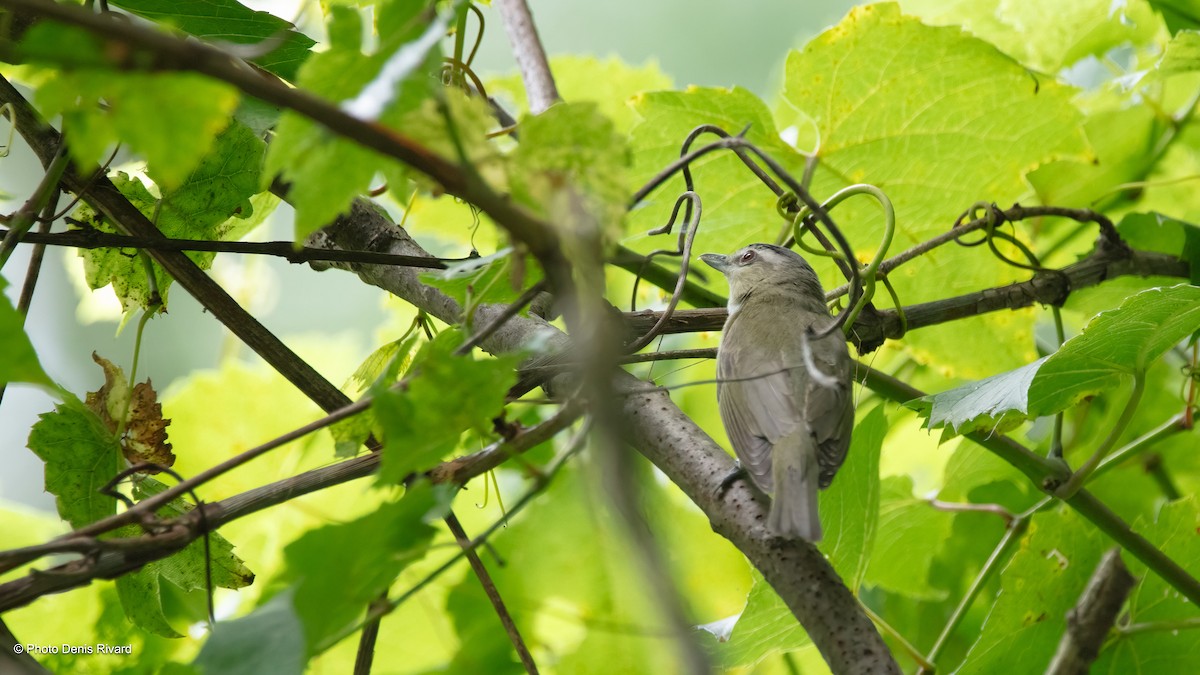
<box><xmin>621</xmin><ymin>246</ymin><xmax>1190</xmax><ymax>354</ymax></box>
<box><xmin>302</xmin><ymin>201</ymin><xmax>900</xmax><ymax>674</ymax></box>
<box><xmin>1046</xmin><ymin>548</ymin><xmax>1134</xmax><ymax>675</ymax></box>
<box><xmin>0</xmin><ymin>0</ymin><xmax>572</xmax><ymax>292</ymax></box>
<box><xmin>0</xmin><ymin>403</ymin><xmax>580</xmax><ymax>612</ymax></box>
<box><xmin>494</xmin><ymin>0</ymin><xmax>559</xmax><ymax>114</ymax></box>
<box><xmin>0</xmin><ymin>226</ymin><xmax>459</xmax><ymax>268</ymax></box>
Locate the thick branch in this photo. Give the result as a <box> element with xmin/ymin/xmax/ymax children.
<box><xmin>1046</xmin><ymin>548</ymin><xmax>1134</xmax><ymax>675</ymax></box>
<box><xmin>303</xmin><ymin>201</ymin><xmax>900</xmax><ymax>674</ymax></box>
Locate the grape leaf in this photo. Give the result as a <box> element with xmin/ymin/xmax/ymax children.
<box><xmin>194</xmin><ymin>589</ymin><xmax>306</xmax><ymax>675</ymax></box>
<box><xmin>37</xmin><ymin>70</ymin><xmax>238</xmax><ymax>190</ymax></box>
<box><xmin>27</xmin><ymin>394</ymin><xmax>121</xmax><ymax>529</ymax></box>
<box><xmin>897</xmin><ymin>0</ymin><xmax>1159</xmax><ymax>73</ymax></box>
<box><xmin>0</xmin><ymin>279</ymin><xmax>52</xmax><ymax>387</ymax></box>
<box><xmin>958</xmin><ymin>506</ymin><xmax>1107</xmax><ymax>674</ymax></box>
<box><xmin>375</xmin><ymin>330</ymin><xmax>518</xmax><ymax>483</ymax></box>
<box><xmin>914</xmin><ymin>285</ymin><xmax>1200</xmax><ymax>434</ymax></box>
<box><xmin>71</xmin><ymin>122</ymin><xmax>267</xmax><ymax>311</ymax></box>
<box><xmin>110</xmin><ymin>0</ymin><xmax>316</xmax><ymax>81</ymax></box>
<box><xmin>280</xmin><ymin>482</ymin><xmax>447</xmax><ymax>652</ymax></box>
<box><xmin>778</xmin><ymin>3</ymin><xmax>1091</xmax><ymax>376</ymax></box>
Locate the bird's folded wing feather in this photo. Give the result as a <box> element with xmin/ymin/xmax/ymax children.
<box><xmin>717</xmin><ymin>344</ymin><xmax>803</xmax><ymax>494</ymax></box>
<box><xmin>803</xmin><ymin>334</ymin><xmax>853</xmax><ymax>487</ymax></box>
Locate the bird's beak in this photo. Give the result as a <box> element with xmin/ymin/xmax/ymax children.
<box><xmin>699</xmin><ymin>253</ymin><xmax>729</xmax><ymax>273</ymax></box>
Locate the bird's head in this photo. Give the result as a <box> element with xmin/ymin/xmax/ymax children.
<box><xmin>699</xmin><ymin>243</ymin><xmax>826</xmax><ymax>312</ymax></box>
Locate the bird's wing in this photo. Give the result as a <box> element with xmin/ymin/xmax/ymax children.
<box><xmin>717</xmin><ymin>340</ymin><xmax>803</xmax><ymax>495</ymax></box>
<box><xmin>803</xmin><ymin>331</ymin><xmax>854</xmax><ymax>488</ymax></box>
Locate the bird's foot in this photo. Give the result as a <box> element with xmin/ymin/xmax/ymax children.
<box><xmin>715</xmin><ymin>462</ymin><xmax>748</xmax><ymax>499</ymax></box>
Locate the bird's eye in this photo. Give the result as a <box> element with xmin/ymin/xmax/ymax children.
<box><xmin>740</xmin><ymin>250</ymin><xmax>757</xmax><ymax>264</ymax></box>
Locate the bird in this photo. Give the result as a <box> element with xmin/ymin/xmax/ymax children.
<box><xmin>700</xmin><ymin>243</ymin><xmax>853</xmax><ymax>540</ymax></box>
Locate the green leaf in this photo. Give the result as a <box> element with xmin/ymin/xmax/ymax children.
<box><xmin>1028</xmin><ymin>284</ymin><xmax>1200</xmax><ymax>416</ymax></box>
<box><xmin>820</xmin><ymin>403</ymin><xmax>887</xmax><ymax>589</ymax></box>
<box><xmin>1116</xmin><ymin>212</ymin><xmax>1200</xmax><ymax>285</ymax></box>
<box><xmin>27</xmin><ymin>394</ymin><xmax>121</xmax><ymax>528</ymax></box>
<box><xmin>443</xmin><ymin>462</ymin><xmax>678</xmax><ymax>674</ymax></box>
<box><xmin>0</xmin><ymin>280</ymin><xmax>52</xmax><ymax>387</ymax></box>
<box><xmin>910</xmin><ymin>358</ymin><xmax>1045</xmax><ymax>435</ymax></box>
<box><xmin>511</xmin><ymin>101</ymin><xmax>629</xmax><ymax>242</ymax></box>
<box><xmin>916</xmin><ymin>285</ymin><xmax>1200</xmax><ymax>433</ymax></box>
<box><xmin>72</xmin><ymin>122</ymin><xmax>268</xmax><ymax>311</ymax></box>
<box><xmin>280</xmin><ymin>482</ymin><xmax>446</xmax><ymax>652</ymax></box>
<box><xmin>1096</xmin><ymin>498</ymin><xmax>1200</xmax><ymax>672</ymax></box>
<box><xmin>132</xmin><ymin>477</ymin><xmax>255</xmax><ymax>591</ymax></box>
<box><xmin>958</xmin><ymin>506</ymin><xmax>1107</xmax><ymax>674</ymax></box>
<box><xmin>1029</xmin><ymin>105</ymin><xmax>1163</xmax><ymax>208</ymax></box>
<box><xmin>1152</xmin><ymin>29</ymin><xmax>1200</xmax><ymax>79</ymax></box>
<box><xmin>375</xmin><ymin>330</ymin><xmax>519</xmax><ymax>484</ymax></box>
<box><xmin>264</xmin><ymin>1</ymin><xmax>453</xmax><ymax>239</ymax></box>
<box><xmin>779</xmin><ymin>3</ymin><xmax>1091</xmax><ymax>377</ymax></box>
<box><xmin>897</xmin><ymin>0</ymin><xmax>1159</xmax><ymax>73</ymax></box>
<box><xmin>1147</xmin><ymin>0</ymin><xmax>1200</xmax><ymax>33</ymax></box>
<box><xmin>863</xmin><ymin>476</ymin><xmax>954</xmax><ymax>599</ymax></box>
<box><xmin>711</xmin><ymin>568</ymin><xmax>811</xmax><ymax>668</ymax></box>
<box><xmin>37</xmin><ymin>72</ymin><xmax>239</xmax><ymax>190</ymax></box>
<box><xmin>194</xmin><ymin>589</ymin><xmax>306</xmax><ymax>675</ymax></box>
<box><xmin>110</xmin><ymin>0</ymin><xmax>316</xmax><ymax>81</ymax></box>
<box><xmin>115</xmin><ymin>562</ymin><xmax>182</xmax><ymax>638</ymax></box>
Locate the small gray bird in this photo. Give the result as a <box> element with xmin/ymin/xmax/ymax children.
<box><xmin>700</xmin><ymin>243</ymin><xmax>853</xmax><ymax>540</ymax></box>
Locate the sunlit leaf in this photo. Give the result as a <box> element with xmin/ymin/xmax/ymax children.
<box><xmin>511</xmin><ymin>101</ymin><xmax>629</xmax><ymax>242</ymax></box>
<box><xmin>27</xmin><ymin>394</ymin><xmax>121</xmax><ymax>529</ymax></box>
<box><xmin>280</xmin><ymin>482</ymin><xmax>447</xmax><ymax>652</ymax></box>
<box><xmin>375</xmin><ymin>330</ymin><xmax>518</xmax><ymax>483</ymax></box>
<box><xmin>111</xmin><ymin>0</ymin><xmax>317</xmax><ymax>81</ymax></box>
<box><xmin>264</xmin><ymin>1</ymin><xmax>450</xmax><ymax>239</ymax></box>
<box><xmin>37</xmin><ymin>71</ymin><xmax>238</xmax><ymax>189</ymax></box>
<box><xmin>779</xmin><ymin>3</ymin><xmax>1091</xmax><ymax>376</ymax></box>
<box><xmin>0</xmin><ymin>279</ymin><xmax>52</xmax><ymax>387</ymax></box>
<box><xmin>914</xmin><ymin>285</ymin><xmax>1200</xmax><ymax>434</ymax></box>
<box><xmin>1028</xmin><ymin>284</ymin><xmax>1200</xmax><ymax>415</ymax></box>
<box><xmin>897</xmin><ymin>0</ymin><xmax>1159</xmax><ymax>72</ymax></box>
<box><xmin>488</xmin><ymin>55</ymin><xmax>672</xmax><ymax>133</ymax></box>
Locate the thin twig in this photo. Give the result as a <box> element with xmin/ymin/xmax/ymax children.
<box><xmin>444</xmin><ymin>513</ymin><xmax>539</xmax><ymax>674</ymax></box>
<box><xmin>1</xmin><ymin>226</ymin><xmax>463</xmax><ymax>268</ymax></box>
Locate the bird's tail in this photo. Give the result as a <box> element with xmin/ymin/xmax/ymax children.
<box><xmin>767</xmin><ymin>431</ymin><xmax>822</xmax><ymax>541</ymax></box>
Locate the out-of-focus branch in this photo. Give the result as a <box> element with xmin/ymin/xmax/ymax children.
<box><xmin>494</xmin><ymin>0</ymin><xmax>559</xmax><ymax>113</ymax></box>
<box><xmin>1046</xmin><ymin>548</ymin><xmax>1134</xmax><ymax>675</ymax></box>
